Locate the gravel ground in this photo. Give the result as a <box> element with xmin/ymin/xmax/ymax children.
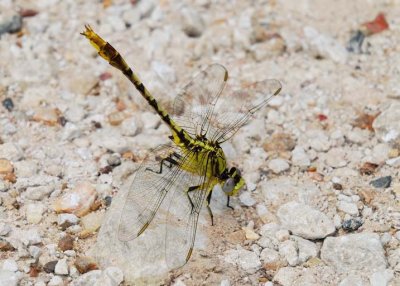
<box><xmin>0</xmin><ymin>0</ymin><xmax>400</xmax><ymax>285</ymax></box>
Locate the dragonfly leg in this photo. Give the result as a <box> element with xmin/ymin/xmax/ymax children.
<box><xmin>186</xmin><ymin>185</ymin><xmax>200</xmax><ymax>212</ymax></box>
<box><xmin>206</xmin><ymin>191</ymin><xmax>214</xmax><ymax>226</ymax></box>
<box><xmin>145</xmin><ymin>152</ymin><xmax>179</xmax><ymax>174</ymax></box>
<box><xmin>226</xmin><ymin>196</ymin><xmax>234</xmax><ymax>210</ymax></box>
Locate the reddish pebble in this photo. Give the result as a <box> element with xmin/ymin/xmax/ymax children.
<box><xmin>19</xmin><ymin>8</ymin><xmax>39</xmax><ymax>17</ymax></box>
<box><xmin>99</xmin><ymin>72</ymin><xmax>112</xmax><ymax>81</ymax></box>
<box><xmin>363</xmin><ymin>13</ymin><xmax>389</xmax><ymax>35</ymax></box>
<box><xmin>58</xmin><ymin>234</ymin><xmax>74</xmax><ymax>251</ymax></box>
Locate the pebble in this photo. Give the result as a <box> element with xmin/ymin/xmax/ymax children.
<box><xmin>0</xmin><ymin>223</ymin><xmax>11</xmax><ymax>236</ymax></box>
<box><xmin>242</xmin><ymin>227</ymin><xmax>260</xmax><ymax>241</ymax></box>
<box><xmin>80</xmin><ymin>211</ymin><xmax>104</xmax><ymax>236</ymax></box>
<box><xmin>277</xmin><ymin>201</ymin><xmax>335</xmax><ymax>239</ymax></box>
<box><xmin>0</xmin><ymin>143</ymin><xmax>23</xmax><ymax>161</ymax></box>
<box><xmin>0</xmin><ymin>269</ymin><xmax>21</xmax><ymax>286</ymax></box>
<box><xmin>321</xmin><ymin>233</ymin><xmax>386</xmax><ymax>272</ymax></box>
<box><xmin>0</xmin><ymin>159</ymin><xmax>13</xmax><ymax>174</ymax></box>
<box><xmin>338</xmin><ymin>274</ymin><xmax>364</xmax><ymax>286</ymax></box>
<box><xmin>2</xmin><ymin>259</ymin><xmax>18</xmax><ymax>272</ymax></box>
<box><xmin>275</xmin><ymin>229</ymin><xmax>290</xmax><ymax>242</ymax></box>
<box><xmin>181</xmin><ymin>7</ymin><xmax>204</xmax><ymax>37</ymax></box>
<box><xmin>239</xmin><ymin>191</ymin><xmax>256</xmax><ymax>207</ymax></box>
<box><xmin>74</xmin><ymin>256</ymin><xmax>99</xmax><ymax>274</ymax></box>
<box><xmin>24</xmin><ymin>185</ymin><xmax>55</xmax><ymax>200</ymax></box>
<box><xmin>71</xmin><ymin>267</ymin><xmax>124</xmax><ymax>286</ymax></box>
<box><xmin>28</xmin><ymin>245</ymin><xmax>41</xmax><ymax>260</ymax></box>
<box><xmin>120</xmin><ymin>116</ymin><xmax>142</xmax><ymax>137</ymax></box>
<box><xmin>0</xmin><ymin>238</ymin><xmax>15</xmax><ymax>251</ymax></box>
<box><xmin>369</xmin><ymin>270</ymin><xmax>394</xmax><ymax>286</ymax></box>
<box><xmin>380</xmin><ymin>232</ymin><xmax>392</xmax><ymax>245</ymax></box>
<box><xmin>386</xmin><ymin>156</ymin><xmax>400</xmax><ymax>167</ymax></box>
<box><xmin>293</xmin><ymin>236</ymin><xmax>319</xmax><ymax>263</ymax></box>
<box><xmin>260</xmin><ymin>248</ymin><xmax>280</xmax><ymax>264</ymax></box>
<box><xmin>2</xmin><ymin>98</ymin><xmax>14</xmax><ymax>111</ymax></box>
<box><xmin>325</xmin><ymin>148</ymin><xmax>348</xmax><ymax>168</ymax></box>
<box><xmin>220</xmin><ymin>279</ymin><xmax>231</xmax><ymax>286</ymax></box>
<box><xmin>291</xmin><ymin>146</ymin><xmax>310</xmax><ymax>168</ymax></box>
<box><xmin>304</xmin><ymin>26</ymin><xmax>348</xmax><ymax>63</ymax></box>
<box><xmin>43</xmin><ymin>261</ymin><xmax>57</xmax><ymax>273</ymax></box>
<box><xmin>0</xmin><ymin>13</ymin><xmax>22</xmax><ymax>36</ymax></box>
<box><xmin>55</xmin><ymin>258</ymin><xmax>69</xmax><ymax>275</ymax></box>
<box><xmin>14</xmin><ymin>160</ymin><xmax>38</xmax><ymax>177</ymax></box>
<box><xmin>268</xmin><ymin>158</ymin><xmax>290</xmax><ymax>174</ymax></box>
<box><xmin>373</xmin><ymin>103</ymin><xmax>400</xmax><ymax>142</ymax></box>
<box><xmin>224</xmin><ymin>246</ymin><xmax>261</xmax><ymax>274</ymax></box>
<box><xmin>279</xmin><ymin>240</ymin><xmax>299</xmax><ymax>266</ymax></box>
<box><xmin>263</xmin><ymin>133</ymin><xmax>296</xmax><ymax>153</ymax></box>
<box><xmin>57</xmin><ymin>213</ymin><xmax>79</xmax><ymax>229</ymax></box>
<box><xmin>337</xmin><ymin>201</ymin><xmax>359</xmax><ymax>216</ymax></box>
<box><xmin>251</xmin><ymin>37</ymin><xmax>286</xmax><ymax>61</ymax></box>
<box><xmin>32</xmin><ymin>107</ymin><xmax>61</xmax><ymax>126</ymax></box>
<box><xmin>21</xmin><ymin>228</ymin><xmax>42</xmax><ymax>246</ymax></box>
<box><xmin>370</xmin><ymin>176</ymin><xmax>392</xmax><ymax>188</ymax></box>
<box><xmin>58</xmin><ymin>234</ymin><xmax>74</xmax><ymax>251</ymax></box>
<box><xmin>48</xmin><ymin>276</ymin><xmax>64</xmax><ymax>286</ymax></box>
<box><xmin>106</xmin><ymin>154</ymin><xmax>121</xmax><ymax>167</ymax></box>
<box><xmin>342</xmin><ymin>217</ymin><xmax>363</xmax><ymax>232</ymax></box>
<box><xmin>26</xmin><ymin>203</ymin><xmax>45</xmax><ymax>224</ymax></box>
<box><xmin>53</xmin><ymin>182</ymin><xmax>97</xmax><ymax>217</ymax></box>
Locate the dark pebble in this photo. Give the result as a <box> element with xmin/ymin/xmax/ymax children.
<box><xmin>0</xmin><ymin>14</ymin><xmax>22</xmax><ymax>36</ymax></box>
<box><xmin>342</xmin><ymin>218</ymin><xmax>363</xmax><ymax>232</ymax></box>
<box><xmin>2</xmin><ymin>98</ymin><xmax>14</xmax><ymax>111</ymax></box>
<box><xmin>104</xmin><ymin>196</ymin><xmax>112</xmax><ymax>207</ymax></box>
<box><xmin>58</xmin><ymin>234</ymin><xmax>74</xmax><ymax>251</ymax></box>
<box><xmin>332</xmin><ymin>183</ymin><xmax>343</xmax><ymax>190</ymax></box>
<box><xmin>43</xmin><ymin>260</ymin><xmax>57</xmax><ymax>273</ymax></box>
<box><xmin>370</xmin><ymin>176</ymin><xmax>392</xmax><ymax>188</ymax></box>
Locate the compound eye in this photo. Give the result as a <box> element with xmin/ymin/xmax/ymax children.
<box><xmin>222</xmin><ymin>178</ymin><xmax>235</xmax><ymax>194</ymax></box>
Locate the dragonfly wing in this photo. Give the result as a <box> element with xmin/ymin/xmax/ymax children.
<box><xmin>164</xmin><ymin>154</ymin><xmax>214</xmax><ymax>268</ymax></box>
<box><xmin>209</xmin><ymin>79</ymin><xmax>282</xmax><ymax>143</ymax></box>
<box><xmin>118</xmin><ymin>144</ymin><xmax>188</xmax><ymax>241</ymax></box>
<box><xmin>172</xmin><ymin>64</ymin><xmax>228</xmax><ymax>137</ymax></box>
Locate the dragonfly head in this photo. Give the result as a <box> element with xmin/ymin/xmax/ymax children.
<box><xmin>222</xmin><ymin>167</ymin><xmax>245</xmax><ymax>196</ymax></box>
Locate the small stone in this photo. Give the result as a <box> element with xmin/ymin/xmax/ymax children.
<box><xmin>220</xmin><ymin>279</ymin><xmax>231</xmax><ymax>286</ymax></box>
<box><xmin>43</xmin><ymin>261</ymin><xmax>57</xmax><ymax>273</ymax></box>
<box><xmin>26</xmin><ymin>203</ymin><xmax>45</xmax><ymax>224</ymax></box>
<box><xmin>275</xmin><ymin>229</ymin><xmax>290</xmax><ymax>242</ymax></box>
<box><xmin>339</xmin><ymin>274</ymin><xmax>364</xmax><ymax>286</ymax></box>
<box><xmin>291</xmin><ymin>147</ymin><xmax>310</xmax><ymax>168</ymax></box>
<box><xmin>293</xmin><ymin>236</ymin><xmax>319</xmax><ymax>263</ymax></box>
<box><xmin>337</xmin><ymin>201</ymin><xmax>359</xmax><ymax>216</ymax></box>
<box><xmin>277</xmin><ymin>201</ymin><xmax>335</xmax><ymax>239</ymax></box>
<box><xmin>107</xmin><ymin>111</ymin><xmax>125</xmax><ymax>126</ymax></box>
<box><xmin>260</xmin><ymin>248</ymin><xmax>280</xmax><ymax>264</ymax></box>
<box><xmin>121</xmin><ymin>116</ymin><xmax>142</xmax><ymax>137</ymax></box>
<box><xmin>380</xmin><ymin>233</ymin><xmax>392</xmax><ymax>245</ymax></box>
<box><xmin>279</xmin><ymin>240</ymin><xmax>299</xmax><ymax>266</ymax></box>
<box><xmin>28</xmin><ymin>245</ymin><xmax>41</xmax><ymax>260</ymax></box>
<box><xmin>181</xmin><ymin>7</ymin><xmax>204</xmax><ymax>38</ymax></box>
<box><xmin>224</xmin><ymin>246</ymin><xmax>261</xmax><ymax>273</ymax></box>
<box><xmin>2</xmin><ymin>259</ymin><xmax>18</xmax><ymax>272</ymax></box>
<box><xmin>321</xmin><ymin>233</ymin><xmax>386</xmax><ymax>272</ymax></box>
<box><xmin>333</xmin><ymin>183</ymin><xmax>343</xmax><ymax>190</ymax></box>
<box><xmin>0</xmin><ymin>238</ymin><xmax>15</xmax><ymax>251</ymax></box>
<box><xmin>359</xmin><ymin>162</ymin><xmax>379</xmax><ymax>175</ymax></box>
<box><xmin>0</xmin><ymin>13</ymin><xmax>22</xmax><ymax>36</ymax></box>
<box><xmin>24</xmin><ymin>185</ymin><xmax>55</xmax><ymax>200</ymax></box>
<box><xmin>57</xmin><ymin>214</ymin><xmax>79</xmax><ymax>229</ymax></box>
<box><xmin>251</xmin><ymin>37</ymin><xmax>286</xmax><ymax>61</ymax></box>
<box><xmin>263</xmin><ymin>133</ymin><xmax>296</xmax><ymax>153</ymax></box>
<box><xmin>342</xmin><ymin>217</ymin><xmax>363</xmax><ymax>232</ymax></box>
<box><xmin>369</xmin><ymin>270</ymin><xmax>394</xmax><ymax>286</ymax></box>
<box><xmin>239</xmin><ymin>191</ymin><xmax>256</xmax><ymax>207</ymax></box>
<box><xmin>373</xmin><ymin>103</ymin><xmax>400</xmax><ymax>142</ymax></box>
<box><xmin>308</xmin><ymin>130</ymin><xmax>331</xmax><ymax>152</ymax></box>
<box><xmin>0</xmin><ymin>159</ymin><xmax>13</xmax><ymax>174</ymax></box>
<box><xmin>2</xmin><ymin>98</ymin><xmax>14</xmax><ymax>112</ymax></box>
<box><xmin>58</xmin><ymin>234</ymin><xmax>74</xmax><ymax>251</ymax></box>
<box><xmin>0</xmin><ymin>223</ymin><xmax>11</xmax><ymax>236</ymax></box>
<box><xmin>32</xmin><ymin>107</ymin><xmax>61</xmax><ymax>126</ymax></box>
<box><xmin>107</xmin><ymin>154</ymin><xmax>121</xmax><ymax>167</ymax></box>
<box><xmin>48</xmin><ymin>276</ymin><xmax>64</xmax><ymax>286</ymax></box>
<box><xmin>0</xmin><ymin>143</ymin><xmax>23</xmax><ymax>161</ymax></box>
<box><xmin>55</xmin><ymin>258</ymin><xmax>69</xmax><ymax>275</ymax></box>
<box><xmin>370</xmin><ymin>176</ymin><xmax>392</xmax><ymax>188</ymax></box>
<box><xmin>21</xmin><ymin>228</ymin><xmax>42</xmax><ymax>246</ymax></box>
<box><xmin>325</xmin><ymin>148</ymin><xmax>347</xmax><ymax>168</ymax></box>
<box><xmin>268</xmin><ymin>158</ymin><xmax>290</xmax><ymax>174</ymax></box>
<box><xmin>99</xmin><ymin>267</ymin><xmax>124</xmax><ymax>285</ymax></box>
<box><xmin>53</xmin><ymin>182</ymin><xmax>97</xmax><ymax>217</ymax></box>
<box><xmin>242</xmin><ymin>227</ymin><xmax>260</xmax><ymax>241</ymax></box>
<box><xmin>80</xmin><ymin>212</ymin><xmax>104</xmax><ymax>235</ymax></box>
<box><xmin>386</xmin><ymin>156</ymin><xmax>400</xmax><ymax>167</ymax></box>
<box><xmin>0</xmin><ymin>269</ymin><xmax>21</xmax><ymax>286</ymax></box>
<box><xmin>304</xmin><ymin>26</ymin><xmax>348</xmax><ymax>63</ymax></box>
<box><xmin>74</xmin><ymin>256</ymin><xmax>99</xmax><ymax>274</ymax></box>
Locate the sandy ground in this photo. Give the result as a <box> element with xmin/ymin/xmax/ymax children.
<box><xmin>0</xmin><ymin>0</ymin><xmax>399</xmax><ymax>285</ymax></box>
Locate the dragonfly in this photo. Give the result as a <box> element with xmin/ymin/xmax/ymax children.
<box><xmin>81</xmin><ymin>25</ymin><xmax>282</xmax><ymax>269</ymax></box>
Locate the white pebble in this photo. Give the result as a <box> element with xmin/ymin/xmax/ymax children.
<box><xmin>268</xmin><ymin>158</ymin><xmax>290</xmax><ymax>174</ymax></box>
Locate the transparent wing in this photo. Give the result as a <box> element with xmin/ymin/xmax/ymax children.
<box><xmin>173</xmin><ymin>64</ymin><xmax>228</xmax><ymax>138</ymax></box>
<box><xmin>172</xmin><ymin>65</ymin><xmax>282</xmax><ymax>143</ymax></box>
<box><xmin>164</xmin><ymin>153</ymin><xmax>214</xmax><ymax>269</ymax></box>
<box><xmin>118</xmin><ymin>144</ymin><xmax>189</xmax><ymax>241</ymax></box>
<box><xmin>209</xmin><ymin>79</ymin><xmax>282</xmax><ymax>143</ymax></box>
